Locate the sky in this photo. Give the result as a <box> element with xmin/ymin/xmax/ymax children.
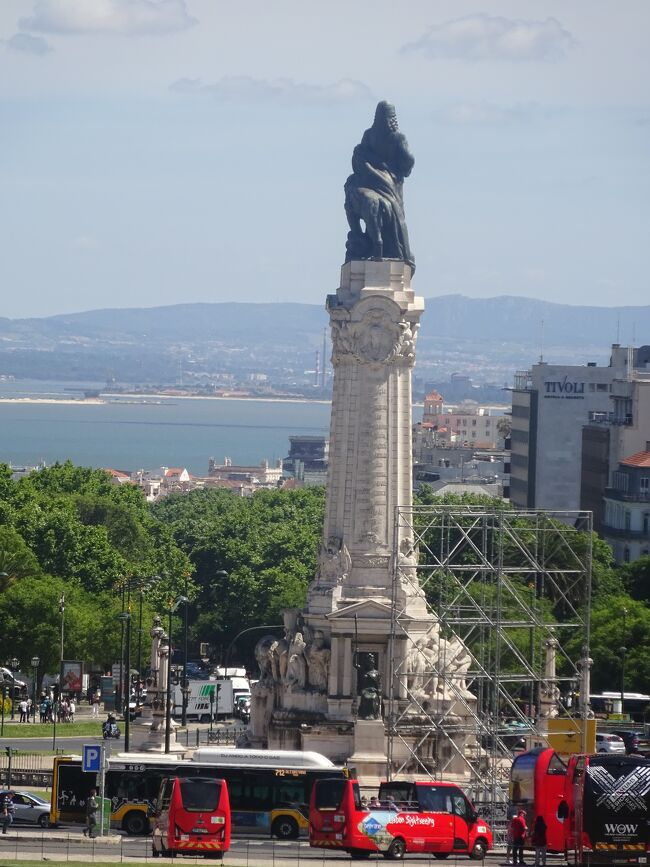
<box><xmin>1</xmin><ymin>0</ymin><xmax>649</xmax><ymax>318</ymax></box>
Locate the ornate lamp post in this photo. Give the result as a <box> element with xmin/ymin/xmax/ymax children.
<box><xmin>31</xmin><ymin>656</ymin><xmax>40</xmax><ymax>724</ymax></box>
<box><xmin>165</xmin><ymin>596</ymin><xmax>188</xmax><ymax>754</ymax></box>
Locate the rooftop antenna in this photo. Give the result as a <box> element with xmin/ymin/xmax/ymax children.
<box><xmin>539</xmin><ymin>318</ymin><xmax>545</xmax><ymax>363</ymax></box>
<box><xmin>616</xmin><ymin>314</ymin><xmax>620</xmax><ymax>344</ymax></box>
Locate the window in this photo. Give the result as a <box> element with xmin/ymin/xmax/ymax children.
<box><xmin>472</xmin><ymin>420</ymin><xmax>477</xmax><ymax>427</ymax></box>
<box><xmin>418</xmin><ymin>786</ymin><xmax>453</xmax><ymax>813</ymax></box>
<box><xmin>597</xmin><ymin>383</ymin><xmax>608</xmax><ymax>392</ymax></box>
<box><xmin>450</xmin><ymin>789</ymin><xmax>470</xmax><ymax>818</ymax></box>
<box><xmin>624</xmin><ymin>547</ymin><xmax>631</xmax><ymax>563</ymax></box>
<box><xmin>625</xmin><ymin>511</ymin><xmax>631</xmax><ymax>531</ymax></box>
<box><xmin>644</xmin><ymin>514</ymin><xmax>649</xmax><ymax>535</ymax></box>
<box><xmin>314</xmin><ymin>779</ymin><xmax>346</xmax><ymax>810</ymax></box>
<box><xmin>275</xmin><ymin>779</ymin><xmax>306</xmax><ymax>807</ymax></box>
<box><xmin>180</xmin><ymin>779</ymin><xmax>222</xmax><ymax>813</ymax></box>
<box><xmin>641</xmin><ymin>477</ymin><xmax>649</xmax><ymax>492</ymax></box>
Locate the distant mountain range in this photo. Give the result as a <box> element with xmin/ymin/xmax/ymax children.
<box><xmin>2</xmin><ymin>294</ymin><xmax>646</xmax><ymax>347</ymax></box>
<box><xmin>0</xmin><ymin>295</ymin><xmax>647</xmax><ymax>385</ymax></box>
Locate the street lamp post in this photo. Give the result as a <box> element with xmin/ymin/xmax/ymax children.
<box><xmin>9</xmin><ymin>658</ymin><xmax>19</xmax><ymax>720</ymax></box>
<box><xmin>1</xmin><ymin>683</ymin><xmax>5</xmax><ymax>737</ymax></box>
<box><xmin>182</xmin><ymin>573</ymin><xmax>189</xmax><ymax>727</ymax></box>
<box><xmin>165</xmin><ymin>596</ymin><xmax>188</xmax><ymax>754</ymax></box>
<box><xmin>620</xmin><ymin>606</ymin><xmax>628</xmax><ymax>717</ymax></box>
<box><xmin>31</xmin><ymin>656</ymin><xmax>40</xmax><ymax>724</ymax></box>
<box><xmin>209</xmin><ymin>687</ymin><xmax>215</xmax><ymax>733</ymax></box>
<box><xmin>117</xmin><ymin>612</ymin><xmax>132</xmax><ymax>751</ymax></box>
<box><xmin>223</xmin><ymin>624</ymin><xmax>284</xmax><ymax>673</ymax></box>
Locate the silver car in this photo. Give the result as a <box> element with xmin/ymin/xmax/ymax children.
<box><xmin>596</xmin><ymin>733</ymin><xmax>626</xmax><ymax>754</ymax></box>
<box><xmin>6</xmin><ymin>791</ymin><xmax>50</xmax><ymax>827</ymax></box>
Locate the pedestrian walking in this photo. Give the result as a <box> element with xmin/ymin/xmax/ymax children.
<box><xmin>1</xmin><ymin>791</ymin><xmax>15</xmax><ymax>834</ymax></box>
<box><xmin>18</xmin><ymin>698</ymin><xmax>28</xmax><ymax>723</ymax></box>
<box><xmin>510</xmin><ymin>809</ymin><xmax>527</xmax><ymax>865</ymax></box>
<box><xmin>69</xmin><ymin>699</ymin><xmax>76</xmax><ymax>722</ymax></box>
<box><xmin>92</xmin><ymin>693</ymin><xmax>100</xmax><ymax>717</ymax></box>
<box><xmin>84</xmin><ymin>788</ymin><xmax>99</xmax><ymax>838</ymax></box>
<box><xmin>532</xmin><ymin>815</ymin><xmax>547</xmax><ymax>867</ymax></box>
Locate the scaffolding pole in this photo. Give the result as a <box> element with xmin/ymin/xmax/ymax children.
<box><xmin>388</xmin><ymin>505</ymin><xmax>592</xmax><ymax>826</ymax></box>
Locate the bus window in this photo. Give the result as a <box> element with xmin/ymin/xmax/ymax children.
<box><xmin>546</xmin><ymin>753</ymin><xmax>567</xmax><ymax>776</ymax></box>
<box><xmin>276</xmin><ymin>778</ymin><xmax>306</xmax><ymax>807</ymax></box>
<box><xmin>249</xmin><ymin>783</ymin><xmax>272</xmax><ymax>810</ymax></box>
<box><xmin>314</xmin><ymin>778</ymin><xmax>347</xmax><ymax>810</ymax></box>
<box><xmin>159</xmin><ymin>778</ymin><xmax>174</xmax><ymax>812</ymax></box>
<box><xmin>450</xmin><ymin>790</ymin><xmax>470</xmax><ymax>818</ymax></box>
<box><xmin>179</xmin><ymin>779</ymin><xmax>222</xmax><ymax>812</ymax></box>
<box><xmin>418</xmin><ymin>786</ymin><xmax>453</xmax><ymax>813</ymax></box>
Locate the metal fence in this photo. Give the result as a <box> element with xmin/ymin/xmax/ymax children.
<box><xmin>181</xmin><ymin>726</ymin><xmax>242</xmax><ymax>748</ymax></box>
<box><xmin>0</xmin><ymin>750</ymin><xmax>60</xmax><ymax>787</ymax></box>
<box><xmin>0</xmin><ymin>831</ymin><xmax>503</xmax><ymax>864</ymax></box>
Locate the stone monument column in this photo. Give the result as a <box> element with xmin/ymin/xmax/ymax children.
<box><xmin>309</xmin><ymin>260</ymin><xmax>424</xmax><ymax>615</ymax></box>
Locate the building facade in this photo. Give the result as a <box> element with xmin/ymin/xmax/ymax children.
<box><xmin>603</xmin><ymin>451</ymin><xmax>650</xmax><ymax>564</ymax></box>
<box><xmin>510</xmin><ymin>346</ymin><xmax>633</xmax><ymax>511</ymax></box>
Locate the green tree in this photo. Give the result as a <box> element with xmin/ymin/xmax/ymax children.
<box><xmin>0</xmin><ymin>525</ymin><xmax>42</xmax><ymax>591</ymax></box>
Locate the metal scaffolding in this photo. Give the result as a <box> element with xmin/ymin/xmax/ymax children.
<box><xmin>388</xmin><ymin>505</ymin><xmax>593</xmax><ymax>823</ymax></box>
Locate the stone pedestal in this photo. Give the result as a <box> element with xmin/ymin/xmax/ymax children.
<box><xmin>350</xmin><ymin>719</ymin><xmax>388</xmax><ymax>783</ymax></box>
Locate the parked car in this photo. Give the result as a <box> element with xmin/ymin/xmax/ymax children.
<box><xmin>6</xmin><ymin>791</ymin><xmax>50</xmax><ymax>827</ymax></box>
<box><xmin>611</xmin><ymin>729</ymin><xmax>650</xmax><ymax>756</ymax></box>
<box><xmin>596</xmin><ymin>733</ymin><xmax>626</xmax><ymax>754</ymax></box>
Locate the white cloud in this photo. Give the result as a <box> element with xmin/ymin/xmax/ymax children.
<box><xmin>434</xmin><ymin>102</ymin><xmax>533</xmax><ymax>125</ymax></box>
<box><xmin>5</xmin><ymin>32</ymin><xmax>52</xmax><ymax>55</ymax></box>
<box><xmin>169</xmin><ymin>75</ymin><xmax>373</xmax><ymax>105</ymax></box>
<box><xmin>402</xmin><ymin>14</ymin><xmax>575</xmax><ymax>62</ymax></box>
<box><xmin>20</xmin><ymin>0</ymin><xmax>196</xmax><ymax>36</ymax></box>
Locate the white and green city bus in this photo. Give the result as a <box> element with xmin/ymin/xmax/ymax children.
<box><xmin>51</xmin><ymin>748</ymin><xmax>350</xmax><ymax>838</ymax></box>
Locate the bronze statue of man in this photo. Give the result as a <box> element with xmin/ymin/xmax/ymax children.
<box><xmin>344</xmin><ymin>101</ymin><xmax>415</xmax><ymax>271</ymax></box>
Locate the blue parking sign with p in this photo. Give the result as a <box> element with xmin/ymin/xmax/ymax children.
<box><xmin>82</xmin><ymin>744</ymin><xmax>101</xmax><ymax>773</ymax></box>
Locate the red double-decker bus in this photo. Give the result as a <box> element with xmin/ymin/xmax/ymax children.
<box><xmin>310</xmin><ymin>777</ymin><xmax>492</xmax><ymax>860</ymax></box>
<box><xmin>511</xmin><ymin>748</ymin><xmax>650</xmax><ymax>866</ymax></box>
<box><xmin>151</xmin><ymin>776</ymin><xmax>230</xmax><ymax>859</ymax></box>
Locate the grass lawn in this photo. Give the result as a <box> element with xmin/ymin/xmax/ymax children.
<box><xmin>0</xmin><ymin>863</ymin><xmax>147</xmax><ymax>867</ymax></box>
<box><xmin>0</xmin><ymin>722</ymin><xmax>103</xmax><ymax>738</ymax></box>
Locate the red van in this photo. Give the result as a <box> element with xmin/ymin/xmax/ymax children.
<box><xmin>152</xmin><ymin>776</ymin><xmax>231</xmax><ymax>859</ymax></box>
<box><xmin>310</xmin><ymin>777</ymin><xmax>492</xmax><ymax>860</ymax></box>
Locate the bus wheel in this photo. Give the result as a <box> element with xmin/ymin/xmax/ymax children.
<box><xmin>469</xmin><ymin>840</ymin><xmax>487</xmax><ymax>860</ymax></box>
<box><xmin>350</xmin><ymin>850</ymin><xmax>371</xmax><ymax>859</ymax></box>
<box><xmin>123</xmin><ymin>810</ymin><xmax>149</xmax><ymax>836</ymax></box>
<box><xmin>385</xmin><ymin>838</ymin><xmax>406</xmax><ymax>860</ymax></box>
<box><xmin>272</xmin><ymin>816</ymin><xmax>299</xmax><ymax>840</ymax></box>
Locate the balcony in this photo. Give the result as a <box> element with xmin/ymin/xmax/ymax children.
<box><xmin>602</xmin><ymin>525</ymin><xmax>650</xmax><ymax>541</ymax></box>
<box><xmin>605</xmin><ymin>488</ymin><xmax>650</xmax><ymax>503</ymax></box>
<box><xmin>588</xmin><ymin>412</ymin><xmax>633</xmax><ymax>426</ymax></box>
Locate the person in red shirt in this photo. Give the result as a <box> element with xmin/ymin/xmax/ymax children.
<box><xmin>510</xmin><ymin>809</ymin><xmax>527</xmax><ymax>865</ymax></box>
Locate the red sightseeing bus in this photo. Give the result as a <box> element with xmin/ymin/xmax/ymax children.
<box><xmin>510</xmin><ymin>747</ymin><xmax>568</xmax><ymax>852</ymax></box>
<box><xmin>310</xmin><ymin>777</ymin><xmax>492</xmax><ymax>860</ymax></box>
<box><xmin>151</xmin><ymin>776</ymin><xmax>231</xmax><ymax>859</ymax></box>
<box><xmin>511</xmin><ymin>748</ymin><xmax>650</xmax><ymax>866</ymax></box>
